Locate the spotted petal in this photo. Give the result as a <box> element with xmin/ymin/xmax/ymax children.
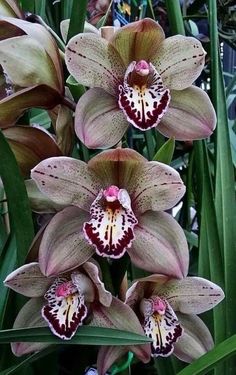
<box><xmin>4</xmin><ymin>262</ymin><xmax>53</xmax><ymax>297</ymax></box>
<box><xmin>159</xmin><ymin>276</ymin><xmax>225</xmax><ymax>314</ymax></box>
<box><xmin>127</xmin><ymin>160</ymin><xmax>185</xmax><ymax>215</ymax></box>
<box><xmin>84</xmin><ymin>189</ymin><xmax>138</xmax><ymax>258</ymax></box>
<box><xmin>158</xmin><ymin>86</ymin><xmax>216</xmax><ymax>140</ymax></box>
<box><xmin>31</xmin><ymin>156</ymin><xmax>102</xmax><ymax>211</ymax></box>
<box><xmin>118</xmin><ymin>62</ymin><xmax>170</xmax><ymax>130</ymax></box>
<box><xmin>42</xmin><ymin>278</ymin><xmax>87</xmax><ymax>340</ymax></box>
<box><xmin>65</xmin><ymin>33</ymin><xmax>125</xmax><ymax>96</ymax></box>
<box><xmin>75</xmin><ymin>88</ymin><xmax>128</xmax><ymax>149</ymax></box>
<box><xmin>152</xmin><ymin>35</ymin><xmax>206</xmax><ymax>90</ymax></box>
<box><xmin>143</xmin><ymin>300</ymin><xmax>183</xmax><ymax>357</ymax></box>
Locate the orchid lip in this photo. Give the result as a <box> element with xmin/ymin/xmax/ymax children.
<box><xmin>41</xmin><ymin>274</ymin><xmax>89</xmax><ymax>340</ymax></box>
<box><xmin>83</xmin><ymin>186</ymin><xmax>138</xmax><ymax>259</ymax></box>
<box><xmin>141</xmin><ymin>296</ymin><xmax>183</xmax><ymax>357</ymax></box>
<box><xmin>118</xmin><ymin>61</ymin><xmax>171</xmax><ymax>131</ymax></box>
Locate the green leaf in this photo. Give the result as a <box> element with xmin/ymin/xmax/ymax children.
<box><xmin>165</xmin><ymin>0</ymin><xmax>185</xmax><ymax>35</ymax></box>
<box><xmin>0</xmin><ymin>131</ymin><xmax>34</xmax><ymax>266</ymax></box>
<box><xmin>0</xmin><ymin>326</ymin><xmax>151</xmax><ymax>346</ymax></box>
<box><xmin>0</xmin><ymin>347</ymin><xmax>57</xmax><ymax>375</ymax></box>
<box><xmin>208</xmin><ymin>1</ymin><xmax>236</xmax><ymax>366</ymax></box>
<box><xmin>67</xmin><ymin>0</ymin><xmax>88</xmax><ymax>42</ymax></box>
<box><xmin>153</xmin><ymin>138</ymin><xmax>175</xmax><ymax>164</ymax></box>
<box><xmin>0</xmin><ymin>236</ymin><xmax>17</xmax><ymax>328</ymax></box>
<box><xmin>176</xmin><ymin>334</ymin><xmax>236</xmax><ymax>375</ymax></box>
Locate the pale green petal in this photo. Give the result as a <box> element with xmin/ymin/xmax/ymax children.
<box><xmin>153</xmin><ymin>35</ymin><xmax>206</xmax><ymax>90</ymax></box>
<box><xmin>158</xmin><ymin>86</ymin><xmax>216</xmax><ymax>140</ymax></box>
<box><xmin>65</xmin><ymin>33</ymin><xmax>125</xmax><ymax>95</ymax></box>
<box><xmin>0</xmin><ymin>35</ymin><xmax>59</xmax><ymax>90</ymax></box>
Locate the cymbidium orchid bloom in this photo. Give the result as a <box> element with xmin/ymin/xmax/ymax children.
<box><xmin>0</xmin><ymin>16</ymin><xmax>64</xmax><ymax>127</ymax></box>
<box><xmin>4</xmin><ymin>261</ymin><xmax>150</xmax><ymax>365</ymax></box>
<box><xmin>65</xmin><ymin>18</ymin><xmax>216</xmax><ymax>149</ymax></box>
<box><xmin>31</xmin><ymin>148</ymin><xmax>189</xmax><ymax>278</ymax></box>
<box><xmin>97</xmin><ymin>275</ymin><xmax>224</xmax><ymax>375</ymax></box>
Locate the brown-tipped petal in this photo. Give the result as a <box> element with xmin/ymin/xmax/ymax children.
<box><xmin>0</xmin><ymin>35</ymin><xmax>59</xmax><ymax>90</ymax></box>
<box><xmin>65</xmin><ymin>33</ymin><xmax>125</xmax><ymax>96</ymax></box>
<box><xmin>90</xmin><ymin>297</ymin><xmax>151</xmax><ymax>364</ymax></box>
<box><xmin>55</xmin><ymin>105</ymin><xmax>74</xmax><ymax>155</ymax></box>
<box><xmin>0</xmin><ymin>19</ymin><xmax>25</xmax><ymax>40</ymax></box>
<box><xmin>128</xmin><ymin>161</ymin><xmax>185</xmax><ymax>215</ymax></box>
<box><xmin>160</xmin><ymin>277</ymin><xmax>225</xmax><ymax>314</ymax></box>
<box><xmin>158</xmin><ymin>86</ymin><xmax>216</xmax><ymax>140</ymax></box>
<box><xmin>11</xmin><ymin>298</ymin><xmax>48</xmax><ymax>357</ymax></box>
<box><xmin>0</xmin><ymin>1</ymin><xmax>23</xmax><ymax>18</ymax></box>
<box><xmin>174</xmin><ymin>313</ymin><xmax>214</xmax><ymax>363</ymax></box>
<box><xmin>111</xmin><ymin>18</ymin><xmax>165</xmax><ymax>66</ymax></box>
<box><xmin>129</xmin><ymin>211</ymin><xmax>189</xmax><ymax>278</ymax></box>
<box><xmin>153</xmin><ymin>35</ymin><xmax>206</xmax><ymax>90</ymax></box>
<box><xmin>0</xmin><ymin>17</ymin><xmax>63</xmax><ymax>91</ymax></box>
<box><xmin>4</xmin><ymin>262</ymin><xmax>53</xmax><ymax>297</ymax></box>
<box><xmin>31</xmin><ymin>156</ymin><xmax>102</xmax><ymax>211</ymax></box>
<box><xmin>0</xmin><ymin>85</ymin><xmax>62</xmax><ymax>128</ymax></box>
<box><xmin>75</xmin><ymin>88</ymin><xmax>128</xmax><ymax>149</ymax></box>
<box><xmin>97</xmin><ymin>346</ymin><xmax>128</xmax><ymax>375</ymax></box>
<box><xmin>88</xmin><ymin>148</ymin><xmax>146</xmax><ymax>187</ymax></box>
<box><xmin>82</xmin><ymin>261</ymin><xmax>112</xmax><ymax>307</ymax></box>
<box><xmin>25</xmin><ymin>179</ymin><xmax>66</xmax><ymax>214</ymax></box>
<box><xmin>39</xmin><ymin>206</ymin><xmax>95</xmax><ymax>276</ymax></box>
<box><xmin>3</xmin><ymin>125</ymin><xmax>62</xmax><ymax>177</ymax></box>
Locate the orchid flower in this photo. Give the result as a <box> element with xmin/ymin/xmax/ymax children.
<box><xmin>31</xmin><ymin>148</ymin><xmax>189</xmax><ymax>278</ymax></box>
<box><xmin>0</xmin><ymin>16</ymin><xmax>64</xmax><ymax>127</ymax></box>
<box><xmin>4</xmin><ymin>261</ymin><xmax>150</xmax><ymax>365</ymax></box>
<box><xmin>97</xmin><ymin>274</ymin><xmax>224</xmax><ymax>375</ymax></box>
<box><xmin>65</xmin><ymin>18</ymin><xmax>216</xmax><ymax>149</ymax></box>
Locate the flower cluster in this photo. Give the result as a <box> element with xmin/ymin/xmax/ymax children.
<box><xmin>1</xmin><ymin>4</ymin><xmax>224</xmax><ymax>375</ymax></box>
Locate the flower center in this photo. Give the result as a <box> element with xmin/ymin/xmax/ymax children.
<box><xmin>118</xmin><ymin>60</ymin><xmax>170</xmax><ymax>131</ymax></box>
<box><xmin>134</xmin><ymin>60</ymin><xmax>150</xmax><ymax>76</ymax></box>
<box><xmin>55</xmin><ymin>281</ymin><xmax>77</xmax><ymax>298</ymax></box>
<box><xmin>140</xmin><ymin>296</ymin><xmax>183</xmax><ymax>357</ymax></box>
<box><xmin>103</xmin><ymin>185</ymin><xmax>119</xmax><ymax>202</ymax></box>
<box><xmin>83</xmin><ymin>186</ymin><xmax>138</xmax><ymax>259</ymax></box>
